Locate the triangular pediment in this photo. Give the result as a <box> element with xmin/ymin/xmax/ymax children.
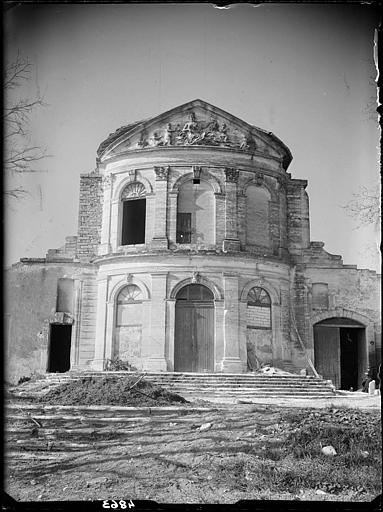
<box><xmin>97</xmin><ymin>99</ymin><xmax>292</xmax><ymax>168</ymax></box>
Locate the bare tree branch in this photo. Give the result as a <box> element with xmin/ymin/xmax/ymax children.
<box><xmin>343</xmin><ymin>185</ymin><xmax>381</xmax><ymax>228</ymax></box>
<box><xmin>4</xmin><ymin>52</ymin><xmax>50</xmax><ymax>198</ymax></box>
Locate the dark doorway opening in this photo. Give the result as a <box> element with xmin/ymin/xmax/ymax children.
<box><xmin>47</xmin><ymin>324</ymin><xmax>72</xmax><ymax>373</ymax></box>
<box><xmin>121</xmin><ymin>199</ymin><xmax>146</xmax><ymax>245</ymax></box>
<box><xmin>340</xmin><ymin>328</ymin><xmax>359</xmax><ymax>391</ymax></box>
<box><xmin>314</xmin><ymin>318</ymin><xmax>366</xmax><ymax>390</ymax></box>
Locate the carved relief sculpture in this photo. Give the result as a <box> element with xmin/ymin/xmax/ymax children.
<box><xmin>163</xmin><ymin>123</ymin><xmax>175</xmax><ymax>145</ymax></box>
<box><xmin>137</xmin><ymin>132</ymin><xmax>148</xmax><ymax>148</ymax></box>
<box><xmin>240</xmin><ymin>134</ymin><xmax>257</xmax><ymax>152</ymax></box>
<box><xmin>193</xmin><ymin>166</ymin><xmax>203</xmax><ymax>180</ymax></box>
<box><xmin>150</xmin><ymin>131</ymin><xmax>163</xmax><ymax>147</ymax></box>
<box><xmin>130</xmin><ymin>111</ymin><xmax>265</xmax><ymax>153</ymax></box>
<box><xmin>154</xmin><ymin>166</ymin><xmax>169</xmax><ymax>181</ymax></box>
<box><xmin>191</xmin><ymin>271</ymin><xmax>201</xmax><ymax>284</ymax></box>
<box><xmin>254</xmin><ymin>172</ymin><xmax>264</xmax><ymax>186</ymax></box>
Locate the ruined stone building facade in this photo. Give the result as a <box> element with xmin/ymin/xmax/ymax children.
<box><xmin>6</xmin><ymin>100</ymin><xmax>381</xmax><ymax>389</ymax></box>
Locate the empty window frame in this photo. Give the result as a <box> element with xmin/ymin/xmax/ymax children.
<box><xmin>177</xmin><ymin>180</ymin><xmax>215</xmax><ymax>245</ymax></box>
<box><xmin>121</xmin><ymin>199</ymin><xmax>146</xmax><ymax>245</ymax></box>
<box><xmin>120</xmin><ymin>182</ymin><xmax>146</xmax><ymax>246</ymax></box>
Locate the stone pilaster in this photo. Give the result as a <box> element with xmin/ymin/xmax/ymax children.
<box><xmin>168</xmin><ymin>191</ymin><xmax>178</xmax><ymax>246</ymax></box>
<box><xmin>91</xmin><ymin>277</ymin><xmax>108</xmax><ymax>370</ymax></box>
<box><xmin>221</xmin><ymin>272</ymin><xmax>244</xmax><ymax>372</ymax></box>
<box><xmin>70</xmin><ymin>279</ymin><xmax>83</xmax><ymax>368</ymax></box>
<box><xmin>223</xmin><ymin>168</ymin><xmax>240</xmax><ymax>252</ymax></box>
<box><xmin>98</xmin><ymin>174</ymin><xmax>114</xmax><ymax>255</ymax></box>
<box><xmin>142</xmin><ymin>273</ymin><xmax>168</xmax><ymax>371</ymax></box>
<box><xmin>151</xmin><ymin>166</ymin><xmax>169</xmax><ymax>249</ymax></box>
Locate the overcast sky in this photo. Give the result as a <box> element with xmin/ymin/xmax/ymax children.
<box><xmin>4</xmin><ymin>3</ymin><xmax>380</xmax><ymax>271</ymax></box>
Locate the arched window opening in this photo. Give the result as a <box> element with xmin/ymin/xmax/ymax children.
<box><xmin>121</xmin><ymin>182</ymin><xmax>146</xmax><ymax>245</ymax></box>
<box><xmin>176</xmin><ymin>283</ymin><xmax>214</xmax><ymax>301</ymax></box>
<box><xmin>246</xmin><ymin>185</ymin><xmax>270</xmax><ymax>247</ymax></box>
<box><xmin>115</xmin><ymin>284</ymin><xmax>143</xmax><ymax>364</ymax></box>
<box><xmin>247</xmin><ymin>287</ymin><xmax>271</xmax><ymax>329</ymax></box>
<box><xmin>176</xmin><ymin>180</ymin><xmax>215</xmax><ymax>245</ymax></box>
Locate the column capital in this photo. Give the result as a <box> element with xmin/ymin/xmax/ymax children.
<box><xmin>225</xmin><ymin>168</ymin><xmax>239</xmax><ymax>183</ymax></box>
<box><xmin>154</xmin><ymin>166</ymin><xmax>169</xmax><ymax>181</ymax></box>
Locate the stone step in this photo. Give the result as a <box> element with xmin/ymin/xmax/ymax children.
<box><xmin>38</xmin><ymin>378</ymin><xmax>331</xmax><ymax>388</ymax></box>
<box><xmin>43</xmin><ymin>374</ymin><xmax>329</xmax><ymax>384</ymax></box>
<box><xmin>10</xmin><ymin>371</ymin><xmax>335</xmax><ymax>400</ymax></box>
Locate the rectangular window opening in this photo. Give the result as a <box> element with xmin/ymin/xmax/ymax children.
<box><xmin>121</xmin><ymin>199</ymin><xmax>146</xmax><ymax>245</ymax></box>
<box><xmin>176</xmin><ymin>212</ymin><xmax>192</xmax><ymax>244</ymax></box>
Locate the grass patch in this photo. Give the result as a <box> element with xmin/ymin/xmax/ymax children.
<box><xmin>213</xmin><ymin>407</ymin><xmax>381</xmax><ymax>497</ymax></box>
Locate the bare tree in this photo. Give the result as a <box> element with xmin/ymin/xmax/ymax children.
<box><xmin>343</xmin><ymin>184</ymin><xmax>381</xmax><ymax>228</ymax></box>
<box><xmin>4</xmin><ymin>52</ymin><xmax>48</xmax><ymax>198</ymax></box>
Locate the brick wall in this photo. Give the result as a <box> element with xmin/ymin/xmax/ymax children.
<box><xmin>77</xmin><ymin>173</ymin><xmax>103</xmax><ymax>261</ymax></box>
<box><xmin>247</xmin><ymin>306</ymin><xmax>271</xmax><ymax>328</ymax></box>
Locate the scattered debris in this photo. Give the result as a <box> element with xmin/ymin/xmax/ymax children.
<box><xmin>199</xmin><ymin>422</ymin><xmax>212</xmax><ymax>432</ymax></box>
<box><xmin>360</xmin><ymin>451</ymin><xmax>369</xmax><ymax>458</ymax></box>
<box><xmin>321</xmin><ymin>445</ymin><xmax>337</xmax><ymax>456</ymax></box>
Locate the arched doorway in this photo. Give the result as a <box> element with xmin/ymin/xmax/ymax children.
<box><xmin>313</xmin><ymin>317</ymin><xmax>366</xmax><ymax>390</ymax></box>
<box><xmin>174</xmin><ymin>284</ymin><xmax>214</xmax><ymax>372</ymax></box>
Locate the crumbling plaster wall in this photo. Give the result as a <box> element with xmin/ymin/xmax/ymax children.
<box><xmin>4</xmin><ymin>262</ymin><xmax>81</xmax><ymax>383</ymax></box>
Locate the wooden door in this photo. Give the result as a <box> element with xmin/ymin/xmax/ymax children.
<box><xmin>175</xmin><ymin>302</ymin><xmax>214</xmax><ymax>372</ymax></box>
<box><xmin>314</xmin><ymin>326</ymin><xmax>340</xmax><ymax>388</ymax></box>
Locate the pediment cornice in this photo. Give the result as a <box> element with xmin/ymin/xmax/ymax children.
<box><xmin>97</xmin><ymin>99</ymin><xmax>292</xmax><ymax>170</ymax></box>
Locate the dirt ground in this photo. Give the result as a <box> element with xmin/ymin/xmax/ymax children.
<box><xmin>5</xmin><ymin>402</ymin><xmax>381</xmax><ymax>504</ymax></box>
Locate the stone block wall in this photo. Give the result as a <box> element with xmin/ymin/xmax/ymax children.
<box><xmin>286</xmin><ymin>179</ymin><xmax>310</xmax><ymax>254</ymax></box>
<box><xmin>77</xmin><ymin>172</ymin><xmax>103</xmax><ymax>261</ymax></box>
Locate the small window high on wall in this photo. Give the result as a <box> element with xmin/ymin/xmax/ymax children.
<box><xmin>312</xmin><ymin>283</ymin><xmax>329</xmax><ymax>309</ymax></box>
<box><xmin>121</xmin><ymin>182</ymin><xmax>146</xmax><ymax>245</ymax></box>
<box><xmin>56</xmin><ymin>279</ymin><xmax>74</xmax><ymax>313</ymax></box>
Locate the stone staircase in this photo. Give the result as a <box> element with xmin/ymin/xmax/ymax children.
<box><xmin>7</xmin><ymin>370</ymin><xmax>336</xmax><ymax>402</ymax></box>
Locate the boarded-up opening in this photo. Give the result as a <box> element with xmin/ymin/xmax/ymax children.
<box><xmin>121</xmin><ymin>199</ymin><xmax>146</xmax><ymax>245</ymax></box>
<box><xmin>246</xmin><ymin>185</ymin><xmax>270</xmax><ymax>247</ymax></box>
<box><xmin>174</xmin><ymin>284</ymin><xmax>214</xmax><ymax>372</ymax></box>
<box><xmin>114</xmin><ymin>285</ymin><xmax>143</xmax><ymax>367</ymax></box>
<box><xmin>246</xmin><ymin>287</ymin><xmax>272</xmax><ymax>370</ymax></box>
<box><xmin>47</xmin><ymin>324</ymin><xmax>72</xmax><ymax>373</ymax></box>
<box><xmin>312</xmin><ymin>283</ymin><xmax>329</xmax><ymax>310</ymax></box>
<box><xmin>314</xmin><ymin>317</ymin><xmax>366</xmax><ymax>390</ymax></box>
